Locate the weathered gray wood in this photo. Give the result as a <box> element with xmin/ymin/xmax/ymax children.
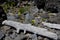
<box><xmin>2</xmin><ymin>20</ymin><xmax>57</xmax><ymax>40</ymax></box>
<box><xmin>42</xmin><ymin>22</ymin><xmax>60</xmax><ymax>29</ymax></box>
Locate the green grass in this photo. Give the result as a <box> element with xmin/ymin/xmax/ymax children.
<box><xmin>19</xmin><ymin>6</ymin><xmax>30</xmax><ymax>14</ymax></box>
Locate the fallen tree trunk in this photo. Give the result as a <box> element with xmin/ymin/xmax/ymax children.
<box><xmin>42</xmin><ymin>22</ymin><xmax>60</xmax><ymax>30</ymax></box>
<box><xmin>2</xmin><ymin>20</ymin><xmax>57</xmax><ymax>40</ymax></box>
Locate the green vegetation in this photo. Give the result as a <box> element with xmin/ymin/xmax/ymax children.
<box><xmin>41</xmin><ymin>18</ymin><xmax>47</xmax><ymax>21</ymax></box>
<box><xmin>2</xmin><ymin>3</ymin><xmax>10</xmax><ymax>13</ymax></box>
<box><xmin>18</xmin><ymin>12</ymin><xmax>21</xmax><ymax>16</ymax></box>
<box><xmin>31</xmin><ymin>20</ymin><xmax>35</xmax><ymax>25</ymax></box>
<box><xmin>19</xmin><ymin>6</ymin><xmax>30</xmax><ymax>14</ymax></box>
<box><xmin>1</xmin><ymin>1</ymin><xmax>16</xmax><ymax>13</ymax></box>
<box><xmin>19</xmin><ymin>7</ymin><xmax>26</xmax><ymax>14</ymax></box>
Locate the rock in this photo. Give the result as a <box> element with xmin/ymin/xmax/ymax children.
<box><xmin>34</xmin><ymin>0</ymin><xmax>60</xmax><ymax>13</ymax></box>
<box><xmin>30</xmin><ymin>34</ymin><xmax>37</xmax><ymax>40</ymax></box>
<box><xmin>3</xmin><ymin>26</ymin><xmax>10</xmax><ymax>30</ymax></box>
<box><xmin>14</xmin><ymin>35</ymin><xmax>21</xmax><ymax>40</ymax></box>
<box><xmin>25</xmin><ymin>12</ymin><xmax>31</xmax><ymax>23</ymax></box>
<box><xmin>48</xmin><ymin>13</ymin><xmax>57</xmax><ymax>16</ymax></box>
<box><xmin>14</xmin><ymin>13</ymin><xmax>19</xmax><ymax>19</ymax></box>
<box><xmin>48</xmin><ymin>13</ymin><xmax>60</xmax><ymax>24</ymax></box>
<box><xmin>34</xmin><ymin>17</ymin><xmax>41</xmax><ymax>25</ymax></box>
<box><xmin>25</xmin><ymin>12</ymin><xmax>33</xmax><ymax>23</ymax></box>
<box><xmin>38</xmin><ymin>36</ymin><xmax>43</xmax><ymax>40</ymax></box>
<box><xmin>7</xmin><ymin>13</ymin><xmax>17</xmax><ymax>21</ymax></box>
<box><xmin>39</xmin><ymin>9</ymin><xmax>44</xmax><ymax>13</ymax></box>
<box><xmin>30</xmin><ymin>6</ymin><xmax>39</xmax><ymax>14</ymax></box>
<box><xmin>0</xmin><ymin>31</ymin><xmax>5</xmax><ymax>40</ymax></box>
<box><xmin>45</xmin><ymin>3</ymin><xmax>58</xmax><ymax>13</ymax></box>
<box><xmin>14</xmin><ymin>32</ymin><xmax>25</xmax><ymax>40</ymax></box>
<box><xmin>5</xmin><ymin>36</ymin><xmax>13</xmax><ymax>40</ymax></box>
<box><xmin>1</xmin><ymin>26</ymin><xmax>10</xmax><ymax>33</ymax></box>
<box><xmin>39</xmin><ymin>10</ymin><xmax>49</xmax><ymax>18</ymax></box>
<box><xmin>25</xmin><ymin>34</ymin><xmax>37</xmax><ymax>40</ymax></box>
<box><xmin>10</xmin><ymin>32</ymin><xmax>17</xmax><ymax>39</ymax></box>
<box><xmin>55</xmin><ymin>30</ymin><xmax>60</xmax><ymax>40</ymax></box>
<box><xmin>48</xmin><ymin>29</ymin><xmax>56</xmax><ymax>33</ymax></box>
<box><xmin>45</xmin><ymin>0</ymin><xmax>60</xmax><ymax>13</ymax></box>
<box><xmin>44</xmin><ymin>38</ymin><xmax>49</xmax><ymax>40</ymax></box>
<box><xmin>58</xmin><ymin>35</ymin><xmax>60</xmax><ymax>40</ymax></box>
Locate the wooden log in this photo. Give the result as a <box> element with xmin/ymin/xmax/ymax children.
<box><xmin>42</xmin><ymin>22</ymin><xmax>60</xmax><ymax>30</ymax></box>
<box><xmin>2</xmin><ymin>20</ymin><xmax>57</xmax><ymax>40</ymax></box>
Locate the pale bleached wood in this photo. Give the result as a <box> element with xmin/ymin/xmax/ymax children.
<box><xmin>42</xmin><ymin>22</ymin><xmax>60</xmax><ymax>29</ymax></box>
<box><xmin>2</xmin><ymin>20</ymin><xmax>57</xmax><ymax>40</ymax></box>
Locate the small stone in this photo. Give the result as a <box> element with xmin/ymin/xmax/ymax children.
<box><xmin>38</xmin><ymin>36</ymin><xmax>43</xmax><ymax>40</ymax></box>
<box><xmin>44</xmin><ymin>38</ymin><xmax>49</xmax><ymax>40</ymax></box>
